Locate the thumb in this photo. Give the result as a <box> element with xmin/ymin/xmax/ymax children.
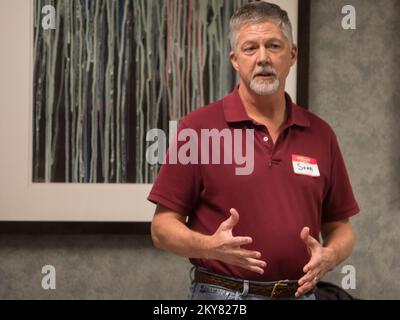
<box><xmin>220</xmin><ymin>208</ymin><xmax>240</xmax><ymax>231</ymax></box>
<box><xmin>300</xmin><ymin>227</ymin><xmax>320</xmax><ymax>249</ymax></box>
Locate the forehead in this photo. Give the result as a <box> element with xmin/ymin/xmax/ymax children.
<box><xmin>237</xmin><ymin>21</ymin><xmax>285</xmax><ymax>43</ymax></box>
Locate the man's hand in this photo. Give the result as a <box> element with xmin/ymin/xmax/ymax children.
<box><xmin>295</xmin><ymin>227</ymin><xmax>337</xmax><ymax>297</ymax></box>
<box><xmin>206</xmin><ymin>208</ymin><xmax>267</xmax><ymax>275</ymax></box>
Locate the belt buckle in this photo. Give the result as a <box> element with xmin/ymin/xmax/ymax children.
<box><xmin>271</xmin><ymin>281</ymin><xmax>290</xmax><ymax>298</ymax></box>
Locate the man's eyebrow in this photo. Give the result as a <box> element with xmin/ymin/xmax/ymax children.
<box><xmin>241</xmin><ymin>37</ymin><xmax>284</xmax><ymax>46</ymax></box>
<box><xmin>241</xmin><ymin>40</ymin><xmax>257</xmax><ymax>47</ymax></box>
<box><xmin>264</xmin><ymin>37</ymin><xmax>285</xmax><ymax>43</ymax></box>
<box><xmin>269</xmin><ymin>37</ymin><xmax>284</xmax><ymax>42</ymax></box>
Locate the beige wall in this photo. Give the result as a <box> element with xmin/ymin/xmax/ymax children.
<box><xmin>0</xmin><ymin>1</ymin><xmax>154</xmax><ymax>222</ymax></box>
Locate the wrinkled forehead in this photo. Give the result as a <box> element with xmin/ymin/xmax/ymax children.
<box><xmin>237</xmin><ymin>21</ymin><xmax>287</xmax><ymax>43</ymax></box>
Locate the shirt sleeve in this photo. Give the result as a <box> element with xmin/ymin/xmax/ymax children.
<box><xmin>322</xmin><ymin>133</ymin><xmax>360</xmax><ymax>222</ymax></box>
<box><xmin>147</xmin><ymin>119</ymin><xmax>203</xmax><ymax>216</ymax></box>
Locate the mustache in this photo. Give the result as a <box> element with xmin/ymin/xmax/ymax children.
<box><xmin>252</xmin><ymin>67</ymin><xmax>277</xmax><ymax>78</ymax></box>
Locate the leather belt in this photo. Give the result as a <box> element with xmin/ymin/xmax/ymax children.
<box><xmin>194</xmin><ymin>269</ymin><xmax>299</xmax><ymax>298</ymax></box>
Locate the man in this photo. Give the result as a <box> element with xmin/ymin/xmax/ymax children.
<box><xmin>148</xmin><ymin>2</ymin><xmax>359</xmax><ymax>300</ymax></box>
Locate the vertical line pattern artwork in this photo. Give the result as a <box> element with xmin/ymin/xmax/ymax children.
<box><xmin>33</xmin><ymin>0</ymin><xmax>248</xmax><ymax>183</ymax></box>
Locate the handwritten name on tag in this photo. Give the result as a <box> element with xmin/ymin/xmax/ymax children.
<box><xmin>292</xmin><ymin>154</ymin><xmax>320</xmax><ymax>177</ymax></box>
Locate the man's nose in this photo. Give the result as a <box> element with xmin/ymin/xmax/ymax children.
<box><xmin>257</xmin><ymin>47</ymin><xmax>270</xmax><ymax>65</ymax></box>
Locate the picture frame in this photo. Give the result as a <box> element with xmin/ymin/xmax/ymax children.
<box><xmin>0</xmin><ymin>0</ymin><xmax>310</xmax><ymax>233</ymax></box>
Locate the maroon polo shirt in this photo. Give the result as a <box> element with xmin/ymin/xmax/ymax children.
<box><xmin>148</xmin><ymin>86</ymin><xmax>360</xmax><ymax>281</ymax></box>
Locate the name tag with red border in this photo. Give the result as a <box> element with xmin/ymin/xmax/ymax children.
<box><xmin>292</xmin><ymin>154</ymin><xmax>320</xmax><ymax>177</ymax></box>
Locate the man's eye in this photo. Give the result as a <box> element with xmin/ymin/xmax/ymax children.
<box><xmin>244</xmin><ymin>47</ymin><xmax>256</xmax><ymax>53</ymax></box>
<box><xmin>269</xmin><ymin>44</ymin><xmax>281</xmax><ymax>49</ymax></box>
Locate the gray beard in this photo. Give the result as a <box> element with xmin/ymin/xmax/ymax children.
<box><xmin>250</xmin><ymin>78</ymin><xmax>280</xmax><ymax>95</ymax></box>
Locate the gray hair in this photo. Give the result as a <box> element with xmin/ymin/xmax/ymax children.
<box><xmin>229</xmin><ymin>2</ymin><xmax>294</xmax><ymax>51</ymax></box>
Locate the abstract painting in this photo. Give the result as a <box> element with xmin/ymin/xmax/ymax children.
<box><xmin>33</xmin><ymin>0</ymin><xmax>249</xmax><ymax>184</ymax></box>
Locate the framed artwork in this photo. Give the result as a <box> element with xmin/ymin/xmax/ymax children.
<box><xmin>0</xmin><ymin>0</ymin><xmax>310</xmax><ymax>231</ymax></box>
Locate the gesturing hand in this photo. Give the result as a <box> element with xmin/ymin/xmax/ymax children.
<box><xmin>206</xmin><ymin>208</ymin><xmax>267</xmax><ymax>275</ymax></box>
<box><xmin>295</xmin><ymin>227</ymin><xmax>336</xmax><ymax>297</ymax></box>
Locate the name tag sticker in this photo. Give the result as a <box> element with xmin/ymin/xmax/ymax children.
<box><xmin>292</xmin><ymin>154</ymin><xmax>320</xmax><ymax>177</ymax></box>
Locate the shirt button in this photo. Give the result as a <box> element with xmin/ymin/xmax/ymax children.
<box><xmin>263</xmin><ymin>136</ymin><xmax>269</xmax><ymax>142</ymax></box>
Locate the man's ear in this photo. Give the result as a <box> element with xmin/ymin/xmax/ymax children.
<box><xmin>230</xmin><ymin>51</ymin><xmax>239</xmax><ymax>71</ymax></box>
<box><xmin>290</xmin><ymin>44</ymin><xmax>298</xmax><ymax>67</ymax></box>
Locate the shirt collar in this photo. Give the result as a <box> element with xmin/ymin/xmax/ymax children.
<box><xmin>222</xmin><ymin>85</ymin><xmax>310</xmax><ymax>128</ymax></box>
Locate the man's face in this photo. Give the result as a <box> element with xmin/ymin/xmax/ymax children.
<box><xmin>230</xmin><ymin>21</ymin><xmax>297</xmax><ymax>96</ymax></box>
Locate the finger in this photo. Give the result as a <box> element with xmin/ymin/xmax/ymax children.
<box><xmin>295</xmin><ymin>280</ymin><xmax>316</xmax><ymax>298</ymax></box>
<box><xmin>235</xmin><ymin>249</ymin><xmax>262</xmax><ymax>259</ymax></box>
<box><xmin>245</xmin><ymin>257</ymin><xmax>267</xmax><ymax>269</ymax></box>
<box><xmin>299</xmin><ymin>270</ymin><xmax>320</xmax><ymax>286</ymax></box>
<box><xmin>234</xmin><ymin>257</ymin><xmax>267</xmax><ymax>274</ymax></box>
<box><xmin>220</xmin><ymin>208</ymin><xmax>240</xmax><ymax>231</ymax></box>
<box><xmin>298</xmin><ymin>278</ymin><xmax>317</xmax><ymax>295</ymax></box>
<box><xmin>230</xmin><ymin>236</ymin><xmax>253</xmax><ymax>247</ymax></box>
<box><xmin>245</xmin><ymin>265</ymin><xmax>265</xmax><ymax>275</ymax></box>
<box><xmin>303</xmin><ymin>259</ymin><xmax>320</xmax><ymax>273</ymax></box>
<box><xmin>298</xmin><ymin>271</ymin><xmax>313</xmax><ymax>286</ymax></box>
<box><xmin>229</xmin><ymin>208</ymin><xmax>240</xmax><ymax>222</ymax></box>
<box><xmin>300</xmin><ymin>227</ymin><xmax>320</xmax><ymax>250</ymax></box>
<box><xmin>300</xmin><ymin>226</ymin><xmax>310</xmax><ymax>240</ymax></box>
<box><xmin>237</xmin><ymin>262</ymin><xmax>265</xmax><ymax>275</ymax></box>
